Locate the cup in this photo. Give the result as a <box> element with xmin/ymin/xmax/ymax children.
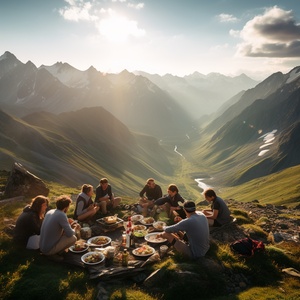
<box><xmin>105</xmin><ymin>246</ymin><xmax>115</xmax><ymax>267</ymax></box>
<box><xmin>160</xmin><ymin>245</ymin><xmax>168</xmax><ymax>258</ymax></box>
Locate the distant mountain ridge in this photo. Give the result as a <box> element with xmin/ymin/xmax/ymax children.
<box><xmin>1</xmin><ymin>51</ymin><xmax>300</xmax><ymax>193</ymax></box>
<box><xmin>134</xmin><ymin>70</ymin><xmax>259</xmax><ymax>119</ymax></box>
<box><xmin>0</xmin><ymin>107</ymin><xmax>174</xmax><ymax>193</ymax></box>
<box><xmin>197</xmin><ymin>66</ymin><xmax>300</xmax><ymax>185</ymax></box>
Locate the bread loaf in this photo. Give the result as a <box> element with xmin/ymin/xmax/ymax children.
<box><xmin>104</xmin><ymin>216</ymin><xmax>117</xmax><ymax>224</ymax></box>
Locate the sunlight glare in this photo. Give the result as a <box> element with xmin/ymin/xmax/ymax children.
<box><xmin>98</xmin><ymin>14</ymin><xmax>145</xmax><ymax>43</ymax></box>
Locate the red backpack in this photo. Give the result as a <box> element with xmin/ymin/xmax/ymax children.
<box><xmin>230</xmin><ymin>237</ymin><xmax>265</xmax><ymax>257</ymax></box>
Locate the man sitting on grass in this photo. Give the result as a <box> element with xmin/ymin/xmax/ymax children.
<box><xmin>40</xmin><ymin>195</ymin><xmax>81</xmax><ymax>262</ymax></box>
<box><xmin>158</xmin><ymin>201</ymin><xmax>210</xmax><ymax>259</ymax></box>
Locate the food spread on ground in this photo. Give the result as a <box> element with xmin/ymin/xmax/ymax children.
<box><xmin>133</xmin><ymin>224</ymin><xmax>147</xmax><ymax>231</ymax></box>
<box><xmin>132</xmin><ymin>245</ymin><xmax>155</xmax><ymax>256</ymax></box>
<box><xmin>81</xmin><ymin>251</ymin><xmax>105</xmax><ymax>264</ymax></box>
<box><xmin>140</xmin><ymin>217</ymin><xmax>155</xmax><ymax>225</ymax></box>
<box><xmin>70</xmin><ymin>241</ymin><xmax>88</xmax><ymax>252</ymax></box>
<box><xmin>104</xmin><ymin>216</ymin><xmax>117</xmax><ymax>224</ymax></box>
<box><xmin>153</xmin><ymin>221</ymin><xmax>166</xmax><ymax>230</ymax></box>
<box><xmin>88</xmin><ymin>236</ymin><xmax>111</xmax><ymax>246</ymax></box>
<box><xmin>145</xmin><ymin>232</ymin><xmax>167</xmax><ymax>243</ymax></box>
<box><xmin>133</xmin><ymin>230</ymin><xmax>148</xmax><ymax>237</ymax></box>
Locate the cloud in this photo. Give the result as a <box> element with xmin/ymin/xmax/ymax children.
<box><xmin>236</xmin><ymin>6</ymin><xmax>300</xmax><ymax>57</ymax></box>
<box><xmin>58</xmin><ymin>0</ymin><xmax>145</xmax><ymax>42</ymax></box>
<box><xmin>59</xmin><ymin>0</ymin><xmax>98</xmax><ymax>22</ymax></box>
<box><xmin>217</xmin><ymin>13</ymin><xmax>239</xmax><ymax>23</ymax></box>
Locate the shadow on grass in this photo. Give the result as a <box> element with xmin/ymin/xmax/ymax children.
<box><xmin>0</xmin><ymin>237</ymin><xmax>94</xmax><ymax>300</ymax></box>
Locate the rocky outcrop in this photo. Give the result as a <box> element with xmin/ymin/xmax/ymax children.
<box><xmin>4</xmin><ymin>162</ymin><xmax>49</xmax><ymax>198</ymax></box>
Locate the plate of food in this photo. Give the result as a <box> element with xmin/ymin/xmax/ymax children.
<box><xmin>131</xmin><ymin>215</ymin><xmax>144</xmax><ymax>224</ymax></box>
<box><xmin>132</xmin><ymin>245</ymin><xmax>155</xmax><ymax>257</ymax></box>
<box><xmin>133</xmin><ymin>224</ymin><xmax>147</xmax><ymax>231</ymax></box>
<box><xmin>69</xmin><ymin>241</ymin><xmax>89</xmax><ymax>253</ymax></box>
<box><xmin>87</xmin><ymin>236</ymin><xmax>112</xmax><ymax>247</ymax></box>
<box><xmin>81</xmin><ymin>251</ymin><xmax>105</xmax><ymax>265</ymax></box>
<box><xmin>153</xmin><ymin>221</ymin><xmax>167</xmax><ymax>231</ymax></box>
<box><xmin>144</xmin><ymin>232</ymin><xmax>167</xmax><ymax>244</ymax></box>
<box><xmin>140</xmin><ymin>217</ymin><xmax>155</xmax><ymax>226</ymax></box>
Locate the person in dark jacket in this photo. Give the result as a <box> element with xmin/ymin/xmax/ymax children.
<box><xmin>154</xmin><ymin>184</ymin><xmax>186</xmax><ymax>219</ymax></box>
<box><xmin>14</xmin><ymin>195</ymin><xmax>49</xmax><ymax>249</ymax></box>
<box><xmin>138</xmin><ymin>178</ymin><xmax>163</xmax><ymax>216</ymax></box>
<box><xmin>94</xmin><ymin>178</ymin><xmax>121</xmax><ymax>215</ymax></box>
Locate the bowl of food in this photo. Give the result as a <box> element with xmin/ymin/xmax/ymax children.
<box><xmin>87</xmin><ymin>236</ymin><xmax>111</xmax><ymax>247</ymax></box>
<box><xmin>133</xmin><ymin>230</ymin><xmax>148</xmax><ymax>238</ymax></box>
<box><xmin>153</xmin><ymin>221</ymin><xmax>166</xmax><ymax>231</ymax></box>
<box><xmin>140</xmin><ymin>217</ymin><xmax>155</xmax><ymax>225</ymax></box>
<box><xmin>131</xmin><ymin>215</ymin><xmax>144</xmax><ymax>224</ymax></box>
<box><xmin>81</xmin><ymin>251</ymin><xmax>105</xmax><ymax>265</ymax></box>
<box><xmin>133</xmin><ymin>224</ymin><xmax>147</xmax><ymax>231</ymax></box>
<box><xmin>69</xmin><ymin>241</ymin><xmax>89</xmax><ymax>253</ymax></box>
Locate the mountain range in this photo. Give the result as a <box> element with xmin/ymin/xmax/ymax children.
<box><xmin>0</xmin><ymin>51</ymin><xmax>299</xmax><ymax>197</ymax></box>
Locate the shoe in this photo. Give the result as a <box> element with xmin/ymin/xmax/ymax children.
<box><xmin>47</xmin><ymin>254</ymin><xmax>64</xmax><ymax>262</ymax></box>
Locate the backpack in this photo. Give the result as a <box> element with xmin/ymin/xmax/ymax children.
<box><xmin>230</xmin><ymin>237</ymin><xmax>265</xmax><ymax>257</ymax></box>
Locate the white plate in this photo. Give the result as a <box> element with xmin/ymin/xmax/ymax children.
<box><xmin>69</xmin><ymin>244</ymin><xmax>89</xmax><ymax>253</ymax></box>
<box><xmin>87</xmin><ymin>236</ymin><xmax>112</xmax><ymax>247</ymax></box>
<box><xmin>131</xmin><ymin>214</ymin><xmax>144</xmax><ymax>223</ymax></box>
<box><xmin>144</xmin><ymin>232</ymin><xmax>167</xmax><ymax>244</ymax></box>
<box><xmin>133</xmin><ymin>224</ymin><xmax>147</xmax><ymax>231</ymax></box>
<box><xmin>153</xmin><ymin>221</ymin><xmax>166</xmax><ymax>231</ymax></box>
<box><xmin>140</xmin><ymin>217</ymin><xmax>155</xmax><ymax>226</ymax></box>
<box><xmin>81</xmin><ymin>251</ymin><xmax>105</xmax><ymax>265</ymax></box>
<box><xmin>132</xmin><ymin>245</ymin><xmax>155</xmax><ymax>257</ymax></box>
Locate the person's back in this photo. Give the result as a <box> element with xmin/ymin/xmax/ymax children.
<box><xmin>174</xmin><ymin>212</ymin><xmax>210</xmax><ymax>257</ymax></box>
<box><xmin>14</xmin><ymin>206</ymin><xmax>40</xmax><ymax>247</ymax></box>
<box><xmin>40</xmin><ymin>209</ymin><xmax>68</xmax><ymax>253</ymax></box>
<box><xmin>213</xmin><ymin>196</ymin><xmax>231</xmax><ymax>225</ymax></box>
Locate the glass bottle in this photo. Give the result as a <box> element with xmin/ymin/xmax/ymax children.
<box><xmin>122</xmin><ymin>248</ymin><xmax>128</xmax><ymax>267</ymax></box>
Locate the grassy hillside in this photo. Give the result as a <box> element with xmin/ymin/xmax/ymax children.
<box><xmin>219</xmin><ymin>165</ymin><xmax>300</xmax><ymax>207</ymax></box>
<box><xmin>1</xmin><ymin>177</ymin><xmax>299</xmax><ymax>300</ymax></box>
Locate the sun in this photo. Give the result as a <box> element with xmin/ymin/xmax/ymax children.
<box><xmin>98</xmin><ymin>13</ymin><xmax>145</xmax><ymax>43</ymax></box>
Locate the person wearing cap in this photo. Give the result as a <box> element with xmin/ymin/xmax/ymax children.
<box><xmin>94</xmin><ymin>178</ymin><xmax>122</xmax><ymax>215</ymax></box>
<box><xmin>138</xmin><ymin>178</ymin><xmax>163</xmax><ymax>217</ymax></box>
<box><xmin>158</xmin><ymin>201</ymin><xmax>210</xmax><ymax>259</ymax></box>
<box><xmin>202</xmin><ymin>189</ymin><xmax>231</xmax><ymax>226</ymax></box>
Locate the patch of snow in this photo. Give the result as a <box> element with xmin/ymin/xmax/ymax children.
<box><xmin>258</xmin><ymin>149</ymin><xmax>270</xmax><ymax>156</ymax></box>
<box><xmin>286</xmin><ymin>68</ymin><xmax>300</xmax><ymax>84</ymax></box>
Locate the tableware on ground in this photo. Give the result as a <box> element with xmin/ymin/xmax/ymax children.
<box><xmin>132</xmin><ymin>245</ymin><xmax>155</xmax><ymax>257</ymax></box>
<box><xmin>131</xmin><ymin>214</ymin><xmax>144</xmax><ymax>224</ymax></box>
<box><xmin>87</xmin><ymin>236</ymin><xmax>112</xmax><ymax>247</ymax></box>
<box><xmin>144</xmin><ymin>232</ymin><xmax>167</xmax><ymax>244</ymax></box>
<box><xmin>81</xmin><ymin>251</ymin><xmax>105</xmax><ymax>265</ymax></box>
<box><xmin>140</xmin><ymin>217</ymin><xmax>155</xmax><ymax>226</ymax></box>
<box><xmin>153</xmin><ymin>221</ymin><xmax>167</xmax><ymax>231</ymax></box>
<box><xmin>159</xmin><ymin>245</ymin><xmax>168</xmax><ymax>258</ymax></box>
<box><xmin>133</xmin><ymin>224</ymin><xmax>147</xmax><ymax>231</ymax></box>
<box><xmin>96</xmin><ymin>217</ymin><xmax>123</xmax><ymax>228</ymax></box>
<box><xmin>69</xmin><ymin>241</ymin><xmax>89</xmax><ymax>253</ymax></box>
<box><xmin>133</xmin><ymin>229</ymin><xmax>148</xmax><ymax>238</ymax></box>
<box><xmin>80</xmin><ymin>227</ymin><xmax>92</xmax><ymax>239</ymax></box>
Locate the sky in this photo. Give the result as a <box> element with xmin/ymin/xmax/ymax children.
<box><xmin>1</xmin><ymin>0</ymin><xmax>300</xmax><ymax>80</ymax></box>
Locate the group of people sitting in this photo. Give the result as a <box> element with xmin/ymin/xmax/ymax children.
<box><xmin>13</xmin><ymin>177</ymin><xmax>232</xmax><ymax>261</ymax></box>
